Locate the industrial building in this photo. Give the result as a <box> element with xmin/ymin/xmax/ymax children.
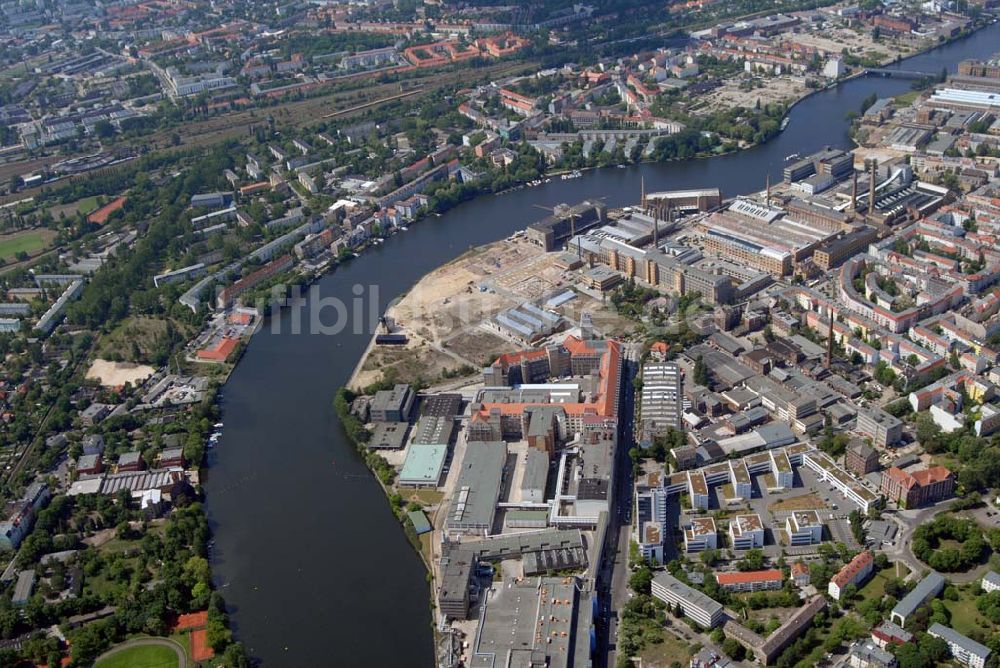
<box><xmin>526</xmin><ymin>200</ymin><xmax>607</xmax><ymax>250</ymax></box>
<box><xmin>638</xmin><ymin>362</ymin><xmax>684</xmax><ymax>444</ymax></box>
<box><xmin>444</xmin><ymin>441</ymin><xmax>507</xmax><ymax>536</ymax></box>
<box><xmin>398</xmin><ymin>444</ymin><xmax>448</xmax><ymax>488</ymax></box>
<box><xmin>846</xmin><ymin>440</ymin><xmax>880</xmax><ymax>476</ymax></box>
<box><xmin>698</xmin><ymin>199</ymin><xmax>836</xmax><ymax>276</ymax></box>
<box><xmin>370</xmin><ymin>384</ymin><xmax>415</xmax><ymax>423</ymax></box>
<box><xmin>488</xmin><ymin>302</ymin><xmax>564</xmax><ymax>345</ymax></box>
<box><xmin>471</xmin><ymin>576</ymin><xmax>594</xmax><ymax>668</ymax></box>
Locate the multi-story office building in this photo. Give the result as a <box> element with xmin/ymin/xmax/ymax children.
<box><xmin>639</xmin><ymin>521</ymin><xmax>664</xmax><ymax>564</ymax></box>
<box><xmin>684</xmin><ymin>517</ymin><xmax>718</xmax><ymax>553</ymax></box>
<box><xmin>688</xmin><ymin>471</ymin><xmax>710</xmax><ymax>510</ymax></box>
<box><xmin>856</xmin><ymin>408</ymin><xmax>903</xmax><ymax>448</ymax></box>
<box><xmin>729</xmin><ymin>514</ymin><xmax>765</xmax><ymax>550</ymax></box>
<box><xmin>785</xmin><ymin>510</ymin><xmax>823</xmax><ymax>546</ymax></box>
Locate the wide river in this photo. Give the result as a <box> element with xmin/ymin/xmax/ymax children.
<box><xmin>205</xmin><ymin>22</ymin><xmax>1000</xmax><ymax>666</ymax></box>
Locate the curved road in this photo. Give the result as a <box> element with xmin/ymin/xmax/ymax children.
<box><xmin>93</xmin><ymin>637</ymin><xmax>187</xmax><ymax>668</ymax></box>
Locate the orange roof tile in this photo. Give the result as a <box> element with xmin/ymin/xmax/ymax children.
<box><xmin>831</xmin><ymin>551</ymin><xmax>873</xmax><ymax>588</ymax></box>
<box><xmin>197</xmin><ymin>336</ymin><xmax>240</xmax><ymax>362</ymax></box>
<box><xmin>715</xmin><ymin>569</ymin><xmax>784</xmax><ymax>586</ymax></box>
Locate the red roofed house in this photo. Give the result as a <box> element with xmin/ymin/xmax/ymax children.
<box><xmin>880</xmin><ymin>466</ymin><xmax>955</xmax><ymax>509</ymax></box>
<box><xmin>828</xmin><ymin>551</ymin><xmax>874</xmax><ymax>600</ymax></box>
<box><xmin>715</xmin><ymin>569</ymin><xmax>784</xmax><ymax>592</ymax></box>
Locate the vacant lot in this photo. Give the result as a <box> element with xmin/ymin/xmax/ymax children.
<box><xmin>86</xmin><ymin>359</ymin><xmax>157</xmax><ymax>387</ymax></box>
<box><xmin>0</xmin><ymin>228</ymin><xmax>56</xmax><ymax>260</ymax></box>
<box><xmin>98</xmin><ymin>316</ymin><xmax>194</xmax><ymax>364</ymax></box>
<box><xmin>768</xmin><ymin>492</ymin><xmax>826</xmax><ymax>512</ymax></box>
<box><xmin>638</xmin><ymin>629</ymin><xmax>693</xmax><ymax>667</ymax></box>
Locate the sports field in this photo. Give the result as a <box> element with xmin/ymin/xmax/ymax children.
<box><xmin>95</xmin><ymin>644</ymin><xmax>179</xmax><ymax>668</ymax></box>
<box><xmin>0</xmin><ymin>229</ymin><xmax>54</xmax><ymax>260</ymax></box>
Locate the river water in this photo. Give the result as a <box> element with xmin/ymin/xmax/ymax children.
<box><xmin>204</xmin><ymin>22</ymin><xmax>1000</xmax><ymax>666</ymax></box>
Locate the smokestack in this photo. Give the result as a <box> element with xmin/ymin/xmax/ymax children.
<box><xmin>826</xmin><ymin>313</ymin><xmax>834</xmax><ymax>368</ymax></box>
<box><xmin>868</xmin><ymin>159</ymin><xmax>878</xmax><ymax>214</ymax></box>
<box><xmin>641</xmin><ymin>175</ymin><xmax>646</xmax><ymax>209</ymax></box>
<box><xmin>572</xmin><ymin>214</ymin><xmax>580</xmax><ymax>259</ymax></box>
<box><xmin>765</xmin><ymin>173</ymin><xmax>771</xmax><ymax>207</ymax></box>
<box><xmin>851</xmin><ymin>170</ymin><xmax>858</xmax><ymax>212</ymax></box>
<box><xmin>653</xmin><ymin>205</ymin><xmax>660</xmax><ymax>250</ymax></box>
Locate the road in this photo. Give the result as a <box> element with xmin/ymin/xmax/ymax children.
<box><xmin>594</xmin><ymin>341</ymin><xmax>640</xmax><ymax>668</ymax></box>
<box><xmin>92</xmin><ymin>636</ymin><xmax>188</xmax><ymax>668</ymax></box>
<box><xmin>883</xmin><ymin>501</ymin><xmax>1000</xmax><ymax>584</ymax></box>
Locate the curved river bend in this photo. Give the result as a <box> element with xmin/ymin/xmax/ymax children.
<box><xmin>204</xmin><ymin>23</ymin><xmax>1000</xmax><ymax>667</ymax></box>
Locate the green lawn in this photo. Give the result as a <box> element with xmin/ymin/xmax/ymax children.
<box><xmin>943</xmin><ymin>589</ymin><xmax>991</xmax><ymax>637</ymax></box>
<box><xmin>857</xmin><ymin>563</ymin><xmax>910</xmax><ymax>603</ymax></box>
<box><xmin>76</xmin><ymin>195</ymin><xmax>101</xmax><ymax>214</ymax></box>
<box><xmin>0</xmin><ymin>230</ymin><xmax>52</xmax><ymax>260</ymax></box>
<box><xmin>95</xmin><ymin>644</ymin><xmax>178</xmax><ymax>668</ymax></box>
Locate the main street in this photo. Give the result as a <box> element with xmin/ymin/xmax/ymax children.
<box><xmin>594</xmin><ymin>341</ymin><xmax>641</xmax><ymax>668</ymax></box>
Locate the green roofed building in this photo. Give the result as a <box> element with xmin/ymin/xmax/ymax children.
<box><xmin>399</xmin><ymin>443</ymin><xmax>448</xmax><ymax>488</ymax></box>
<box><xmin>408</xmin><ymin>510</ymin><xmax>432</xmax><ymax>535</ymax></box>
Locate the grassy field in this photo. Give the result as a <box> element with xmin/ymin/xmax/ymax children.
<box><xmin>405</xmin><ymin>489</ymin><xmax>444</xmax><ymax>506</ymax></box>
<box><xmin>49</xmin><ymin>195</ymin><xmax>101</xmax><ymax>219</ymax></box>
<box><xmin>857</xmin><ymin>563</ymin><xmax>910</xmax><ymax>603</ymax></box>
<box><xmin>944</xmin><ymin>588</ymin><xmax>992</xmax><ymax>636</ymax></box>
<box><xmin>419</xmin><ymin>532</ymin><xmax>433</xmax><ymax>565</ymax></box>
<box><xmin>95</xmin><ymin>644</ymin><xmax>178</xmax><ymax>668</ymax></box>
<box><xmin>638</xmin><ymin>629</ymin><xmax>694</xmax><ymax>667</ymax></box>
<box><xmin>98</xmin><ymin>316</ymin><xmax>194</xmax><ymax>363</ymax></box>
<box><xmin>0</xmin><ymin>228</ymin><xmax>55</xmax><ymax>260</ymax></box>
<box><xmin>893</xmin><ymin>90</ymin><xmax>920</xmax><ymax>105</ymax></box>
